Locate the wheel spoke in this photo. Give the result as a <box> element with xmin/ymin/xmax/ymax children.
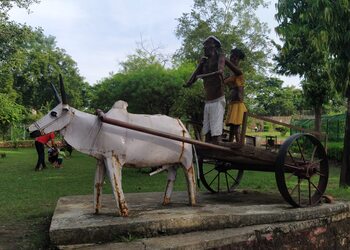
<box><xmin>310</xmin><ymin>180</ymin><xmax>322</xmax><ymax>194</ymax></box>
<box><xmin>315</xmin><ymin>170</ymin><xmax>326</xmax><ymax>177</ymax></box>
<box><xmin>208</xmin><ymin>173</ymin><xmax>219</xmax><ymax>187</ymax></box>
<box><xmin>308</xmin><ymin>159</ymin><xmax>323</xmax><ymax>168</ymax></box>
<box><xmin>217</xmin><ymin>172</ymin><xmax>220</xmax><ymax>192</ymax></box>
<box><xmin>288</xmin><ymin>150</ymin><xmax>300</xmax><ymax>168</ymax></box>
<box><xmin>311</xmin><ymin>145</ymin><xmax>318</xmax><ymax>162</ymax></box>
<box><xmin>308</xmin><ymin>179</ymin><xmax>312</xmax><ymax>205</ymax></box>
<box><xmin>285</xmin><ymin>163</ymin><xmax>303</xmax><ymax>170</ymax></box>
<box><xmin>204</xmin><ymin>167</ymin><xmax>215</xmax><ymax>176</ymax></box>
<box><xmin>225</xmin><ymin>172</ymin><xmax>230</xmax><ymax>192</ymax></box>
<box><xmin>286</xmin><ymin>172</ymin><xmax>296</xmax><ymax>180</ymax></box>
<box><xmin>298</xmin><ymin>177</ymin><xmax>301</xmax><ymax>205</ymax></box>
<box><xmin>296</xmin><ymin>139</ymin><xmax>306</xmax><ymax>162</ymax></box>
<box><xmin>226</xmin><ymin>171</ymin><xmax>239</xmax><ymax>185</ymax></box>
<box><xmin>290</xmin><ymin>181</ymin><xmax>299</xmax><ymax>196</ymax></box>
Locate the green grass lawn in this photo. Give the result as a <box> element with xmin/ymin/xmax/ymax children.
<box><xmin>0</xmin><ymin>147</ymin><xmax>349</xmax><ymax>248</ymax></box>
<box><xmin>0</xmin><ymin>148</ymin><xmax>191</xmax><ymax>222</ymax></box>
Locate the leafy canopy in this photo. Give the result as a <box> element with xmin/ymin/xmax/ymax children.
<box><xmin>174</xmin><ymin>0</ymin><xmax>271</xmax><ymax>76</ymax></box>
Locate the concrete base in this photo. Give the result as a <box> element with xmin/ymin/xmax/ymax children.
<box><xmin>50</xmin><ymin>191</ymin><xmax>350</xmax><ymax>249</ymax></box>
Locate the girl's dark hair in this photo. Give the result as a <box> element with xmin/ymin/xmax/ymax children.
<box><xmin>231</xmin><ymin>48</ymin><xmax>245</xmax><ymax>60</ymax></box>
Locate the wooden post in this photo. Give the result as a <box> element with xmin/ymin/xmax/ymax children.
<box><xmin>240</xmin><ymin>112</ymin><xmax>248</xmax><ymax>145</ymax></box>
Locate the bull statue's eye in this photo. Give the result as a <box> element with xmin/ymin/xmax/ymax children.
<box><xmin>50</xmin><ymin>111</ymin><xmax>57</xmax><ymax>117</ymax></box>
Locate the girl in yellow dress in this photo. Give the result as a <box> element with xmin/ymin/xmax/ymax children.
<box><xmin>224</xmin><ymin>48</ymin><xmax>247</xmax><ymax>143</ymax></box>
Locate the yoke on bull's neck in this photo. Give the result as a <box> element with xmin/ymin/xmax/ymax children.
<box><xmin>61</xmin><ymin>105</ymin><xmax>128</xmax><ymax>158</ymax></box>
<box><xmin>60</xmin><ymin>108</ymin><xmax>101</xmax><ymax>156</ymax></box>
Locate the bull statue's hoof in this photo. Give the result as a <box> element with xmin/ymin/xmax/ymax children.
<box><xmin>162</xmin><ymin>197</ymin><xmax>171</xmax><ymax>206</ymax></box>
<box><xmin>121</xmin><ymin>209</ymin><xmax>129</xmax><ymax>217</ymax></box>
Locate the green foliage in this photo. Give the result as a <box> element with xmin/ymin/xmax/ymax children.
<box><xmin>302</xmin><ymin>78</ymin><xmax>333</xmax><ymax>110</ymax></box>
<box><xmin>247</xmin><ymin>77</ymin><xmax>304</xmax><ymax>116</ymax></box>
<box><xmin>1</xmin><ymin>0</ymin><xmax>87</xmax><ymax>113</ymax></box>
<box><xmin>92</xmin><ymin>64</ymin><xmax>181</xmax><ymax>115</ymax></box>
<box><xmin>120</xmin><ymin>43</ymin><xmax>169</xmax><ymax>73</ymax></box>
<box><xmin>274</xmin><ymin>0</ymin><xmax>340</xmax><ymax>131</ymax></box>
<box><xmin>323</xmin><ymin>93</ymin><xmax>347</xmax><ymax>114</ymax></box>
<box><xmin>0</xmin><ymin>1</ymin><xmax>40</xmax><ymax>82</ymax></box>
<box><xmin>275</xmin><ymin>0</ymin><xmax>350</xmax><ymax>185</ymax></box>
<box><xmin>276</xmin><ymin>126</ymin><xmax>288</xmax><ymax>137</ymax></box>
<box><xmin>92</xmin><ymin>53</ymin><xmax>204</xmax><ymax>120</ymax></box>
<box><xmin>0</xmin><ymin>22</ymin><xmax>89</xmax><ymax>111</ymax></box>
<box><xmin>174</xmin><ymin>0</ymin><xmax>271</xmax><ymax>75</ymax></box>
<box><xmin>263</xmin><ymin>123</ymin><xmax>270</xmax><ymax>132</ymax></box>
<box><xmin>0</xmin><ymin>93</ymin><xmax>24</xmax><ymax>137</ymax></box>
<box><xmin>327</xmin><ymin>142</ymin><xmax>344</xmax><ymax>162</ymax></box>
<box><xmin>0</xmin><ymin>0</ymin><xmax>39</xmax><ymax>19</ymax></box>
<box><xmin>171</xmin><ymin>62</ymin><xmax>205</xmax><ymax>122</ymax></box>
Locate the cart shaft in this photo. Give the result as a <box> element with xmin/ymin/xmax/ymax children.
<box><xmin>96</xmin><ymin>109</ymin><xmax>233</xmax><ymax>152</ymax></box>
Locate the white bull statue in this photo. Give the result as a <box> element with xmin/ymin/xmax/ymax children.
<box><xmin>28</xmin><ymin>76</ymin><xmax>196</xmax><ymax>217</ymax></box>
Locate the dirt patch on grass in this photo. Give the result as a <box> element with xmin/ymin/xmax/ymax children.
<box><xmin>0</xmin><ymin>216</ymin><xmax>52</xmax><ymax>250</ymax></box>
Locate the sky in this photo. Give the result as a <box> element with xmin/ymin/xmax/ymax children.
<box><xmin>9</xmin><ymin>0</ymin><xmax>301</xmax><ymax>86</ymax></box>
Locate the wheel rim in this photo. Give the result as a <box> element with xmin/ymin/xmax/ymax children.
<box><xmin>275</xmin><ymin>133</ymin><xmax>329</xmax><ymax>207</ymax></box>
<box><xmin>199</xmin><ymin>158</ymin><xmax>244</xmax><ymax>193</ymax></box>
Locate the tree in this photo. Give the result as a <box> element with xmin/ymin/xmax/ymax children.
<box><xmin>247</xmin><ymin>77</ymin><xmax>303</xmax><ymax>116</ymax></box>
<box><xmin>274</xmin><ymin>1</ymin><xmax>334</xmax><ymax>134</ymax></box>
<box><xmin>0</xmin><ymin>0</ymin><xmax>39</xmax><ymax>19</ymax></box>
<box><xmin>0</xmin><ymin>93</ymin><xmax>24</xmax><ymax>139</ymax></box>
<box><xmin>0</xmin><ymin>1</ymin><xmax>39</xmax><ymax>65</ymax></box>
<box><xmin>1</xmin><ymin>0</ymin><xmax>88</xmax><ymax>111</ymax></box>
<box><xmin>174</xmin><ymin>0</ymin><xmax>276</xmax><ymax>125</ymax></box>
<box><xmin>91</xmin><ymin>50</ymin><xmax>183</xmax><ymax>115</ymax></box>
<box><xmin>174</xmin><ymin>0</ymin><xmax>271</xmax><ymax>75</ymax></box>
<box><xmin>120</xmin><ymin>38</ymin><xmax>169</xmax><ymax>73</ymax></box>
<box><xmin>170</xmin><ymin>62</ymin><xmax>205</xmax><ymax>122</ymax></box>
<box><xmin>0</xmin><ymin>25</ymin><xmax>89</xmax><ymax>110</ymax></box>
<box><xmin>275</xmin><ymin>0</ymin><xmax>350</xmax><ymax>186</ymax></box>
<box><xmin>301</xmin><ymin>77</ymin><xmax>333</xmax><ymax>133</ymax></box>
<box><xmin>91</xmin><ymin>65</ymin><xmax>180</xmax><ymax>115</ymax></box>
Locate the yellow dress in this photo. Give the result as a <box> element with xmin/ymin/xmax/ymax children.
<box><xmin>225</xmin><ymin>75</ymin><xmax>247</xmax><ymax>125</ymax></box>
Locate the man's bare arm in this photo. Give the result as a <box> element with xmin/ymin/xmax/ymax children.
<box><xmin>225</xmin><ymin>58</ymin><xmax>243</xmax><ymax>76</ymax></box>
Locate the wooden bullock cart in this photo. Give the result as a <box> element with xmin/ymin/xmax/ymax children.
<box><xmin>97</xmin><ymin>110</ymin><xmax>329</xmax><ymax>208</ymax></box>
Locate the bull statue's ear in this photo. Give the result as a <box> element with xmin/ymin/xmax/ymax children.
<box><xmin>62</xmin><ymin>104</ymin><xmax>69</xmax><ymax>111</ymax></box>
<box><xmin>59</xmin><ymin>74</ymin><xmax>68</xmax><ymax>105</ymax></box>
<box><xmin>51</xmin><ymin>82</ymin><xmax>61</xmax><ymax>104</ymax></box>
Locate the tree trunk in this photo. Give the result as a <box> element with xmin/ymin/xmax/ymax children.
<box><xmin>314</xmin><ymin>105</ymin><xmax>322</xmax><ymax>138</ymax></box>
<box><xmin>340</xmin><ymin>96</ymin><xmax>350</xmax><ymax>187</ymax></box>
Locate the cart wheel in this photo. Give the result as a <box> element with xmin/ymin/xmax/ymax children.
<box><xmin>199</xmin><ymin>157</ymin><xmax>243</xmax><ymax>193</ymax></box>
<box><xmin>275</xmin><ymin>133</ymin><xmax>328</xmax><ymax>207</ymax></box>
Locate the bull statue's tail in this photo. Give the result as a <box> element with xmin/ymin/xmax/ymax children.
<box><xmin>149</xmin><ymin>165</ymin><xmax>170</xmax><ymax>176</ymax></box>
<box><xmin>192</xmin><ymin>145</ymin><xmax>200</xmax><ymax>188</ymax></box>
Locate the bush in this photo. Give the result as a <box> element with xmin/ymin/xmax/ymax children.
<box><xmin>0</xmin><ymin>140</ymin><xmax>34</xmax><ymax>148</ymax></box>
<box><xmin>263</xmin><ymin>123</ymin><xmax>271</xmax><ymax>132</ymax></box>
<box><xmin>327</xmin><ymin>142</ymin><xmax>343</xmax><ymax>162</ymax></box>
<box><xmin>275</xmin><ymin>127</ymin><xmax>289</xmax><ymax>136</ymax></box>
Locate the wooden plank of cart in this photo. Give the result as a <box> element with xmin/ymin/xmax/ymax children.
<box><xmin>96</xmin><ymin>110</ymin><xmax>329</xmax><ymax>208</ymax></box>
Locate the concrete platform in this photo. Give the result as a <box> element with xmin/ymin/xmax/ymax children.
<box><xmin>50</xmin><ymin>191</ymin><xmax>350</xmax><ymax>249</ymax></box>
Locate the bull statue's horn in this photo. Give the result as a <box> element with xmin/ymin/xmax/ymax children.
<box><xmin>59</xmin><ymin>74</ymin><xmax>68</xmax><ymax>105</ymax></box>
<box><xmin>51</xmin><ymin>82</ymin><xmax>61</xmax><ymax>104</ymax></box>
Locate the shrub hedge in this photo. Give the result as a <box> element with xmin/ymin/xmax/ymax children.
<box><xmin>327</xmin><ymin>142</ymin><xmax>343</xmax><ymax>162</ymax></box>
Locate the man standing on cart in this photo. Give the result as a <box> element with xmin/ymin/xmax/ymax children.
<box><xmin>184</xmin><ymin>36</ymin><xmax>226</xmax><ymax>144</ymax></box>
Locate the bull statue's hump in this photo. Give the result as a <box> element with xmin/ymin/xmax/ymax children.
<box><xmin>112</xmin><ymin>100</ymin><xmax>128</xmax><ymax>110</ymax></box>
